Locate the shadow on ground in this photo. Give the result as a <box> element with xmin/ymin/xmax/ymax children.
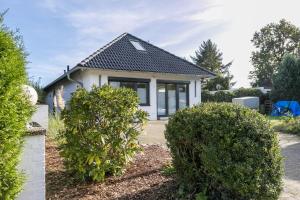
<box><xmin>117</xmin><ymin>180</ymin><xmax>177</xmax><ymax>200</ymax></box>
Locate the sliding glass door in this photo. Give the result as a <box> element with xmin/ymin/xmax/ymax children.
<box><xmin>157</xmin><ymin>82</ymin><xmax>189</xmax><ymax>117</ymax></box>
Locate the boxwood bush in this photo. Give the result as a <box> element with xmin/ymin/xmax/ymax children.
<box><xmin>59</xmin><ymin>86</ymin><xmax>148</xmax><ymax>182</ymax></box>
<box><xmin>165</xmin><ymin>103</ymin><xmax>283</xmax><ymax>200</ymax></box>
<box><xmin>0</xmin><ymin>16</ymin><xmax>34</xmax><ymax>199</ymax></box>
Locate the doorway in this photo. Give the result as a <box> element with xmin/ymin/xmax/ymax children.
<box><xmin>157</xmin><ymin>81</ymin><xmax>189</xmax><ymax>118</ymax></box>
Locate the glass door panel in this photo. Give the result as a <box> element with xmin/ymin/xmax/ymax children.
<box><xmin>157</xmin><ymin>84</ymin><xmax>166</xmax><ymax>116</ymax></box>
<box><xmin>178</xmin><ymin>84</ymin><xmax>187</xmax><ymax>109</ymax></box>
<box><xmin>167</xmin><ymin>84</ymin><xmax>176</xmax><ymax>115</ymax></box>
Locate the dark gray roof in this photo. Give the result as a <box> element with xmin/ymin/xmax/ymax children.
<box><xmin>44</xmin><ymin>33</ymin><xmax>215</xmax><ymax>90</ymax></box>
<box><xmin>78</xmin><ymin>33</ymin><xmax>215</xmax><ymax>76</ymax></box>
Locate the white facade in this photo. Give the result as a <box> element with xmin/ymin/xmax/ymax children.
<box><xmin>46</xmin><ymin>69</ymin><xmax>202</xmax><ymax>120</ymax></box>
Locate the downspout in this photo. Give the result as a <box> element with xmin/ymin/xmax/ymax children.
<box><xmin>65</xmin><ymin>65</ymin><xmax>83</xmax><ymax>88</ymax></box>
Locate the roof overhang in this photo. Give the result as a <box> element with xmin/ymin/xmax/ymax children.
<box><xmin>43</xmin><ymin>66</ymin><xmax>83</xmax><ymax>91</ymax></box>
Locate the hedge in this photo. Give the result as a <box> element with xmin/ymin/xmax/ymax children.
<box><xmin>202</xmin><ymin>88</ymin><xmax>269</xmax><ymax>104</ymax></box>
<box><xmin>59</xmin><ymin>86</ymin><xmax>148</xmax><ymax>182</ymax></box>
<box><xmin>165</xmin><ymin>103</ymin><xmax>283</xmax><ymax>199</ymax></box>
<box><xmin>0</xmin><ymin>18</ymin><xmax>34</xmax><ymax>199</ymax></box>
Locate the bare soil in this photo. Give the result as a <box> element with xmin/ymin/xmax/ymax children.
<box><xmin>46</xmin><ymin>138</ymin><xmax>177</xmax><ymax>200</ymax></box>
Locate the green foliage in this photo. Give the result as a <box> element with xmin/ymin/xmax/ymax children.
<box><xmin>0</xmin><ymin>14</ymin><xmax>34</xmax><ymax>199</ymax></box>
<box><xmin>204</xmin><ymin>74</ymin><xmax>232</xmax><ymax>91</ymax></box>
<box><xmin>250</xmin><ymin>19</ymin><xmax>300</xmax><ymax>87</ymax></box>
<box><xmin>283</xmin><ymin>118</ymin><xmax>300</xmax><ymax>134</ymax></box>
<box><xmin>59</xmin><ymin>85</ymin><xmax>148</xmax><ymax>182</ymax></box>
<box><xmin>165</xmin><ymin>103</ymin><xmax>283</xmax><ymax>200</ymax></box>
<box><xmin>191</xmin><ymin>39</ymin><xmax>235</xmax><ymax>90</ymax></box>
<box><xmin>191</xmin><ymin>39</ymin><xmax>223</xmax><ymax>73</ymax></box>
<box><xmin>161</xmin><ymin>162</ymin><xmax>176</xmax><ymax>176</ymax></box>
<box><xmin>202</xmin><ymin>88</ymin><xmax>268</xmax><ymax>104</ymax></box>
<box><xmin>48</xmin><ymin>114</ymin><xmax>65</xmax><ymax>141</ymax></box>
<box><xmin>271</xmin><ymin>54</ymin><xmax>300</xmax><ymax>102</ymax></box>
<box><xmin>272</xmin><ymin>116</ymin><xmax>300</xmax><ymax>134</ymax></box>
<box><xmin>29</xmin><ymin>77</ymin><xmax>45</xmax><ymax>103</ymax></box>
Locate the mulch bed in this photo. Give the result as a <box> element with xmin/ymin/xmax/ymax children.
<box><xmin>46</xmin><ymin>138</ymin><xmax>177</xmax><ymax>200</ymax></box>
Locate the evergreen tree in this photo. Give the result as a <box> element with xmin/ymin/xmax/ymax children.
<box><xmin>0</xmin><ymin>12</ymin><xmax>34</xmax><ymax>199</ymax></box>
<box><xmin>191</xmin><ymin>39</ymin><xmax>235</xmax><ymax>90</ymax></box>
<box><xmin>191</xmin><ymin>39</ymin><xmax>223</xmax><ymax>73</ymax></box>
<box><xmin>271</xmin><ymin>54</ymin><xmax>300</xmax><ymax>102</ymax></box>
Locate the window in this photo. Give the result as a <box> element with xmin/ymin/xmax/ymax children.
<box><xmin>108</xmin><ymin>77</ymin><xmax>150</xmax><ymax>106</ymax></box>
<box><xmin>130</xmin><ymin>40</ymin><xmax>146</xmax><ymax>51</ymax></box>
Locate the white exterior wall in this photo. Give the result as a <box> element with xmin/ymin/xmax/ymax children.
<box><xmin>45</xmin><ymin>69</ymin><xmax>203</xmax><ymax>120</ymax></box>
<box><xmin>80</xmin><ymin>69</ymin><xmax>202</xmax><ymax>120</ymax></box>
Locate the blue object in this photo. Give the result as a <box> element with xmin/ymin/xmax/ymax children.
<box><xmin>271</xmin><ymin>101</ymin><xmax>300</xmax><ymax>117</ymax></box>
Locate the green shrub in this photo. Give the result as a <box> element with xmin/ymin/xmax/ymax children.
<box><xmin>272</xmin><ymin>117</ymin><xmax>300</xmax><ymax>134</ymax></box>
<box><xmin>59</xmin><ymin>85</ymin><xmax>148</xmax><ymax>182</ymax></box>
<box><xmin>165</xmin><ymin>103</ymin><xmax>283</xmax><ymax>200</ymax></box>
<box><xmin>0</xmin><ymin>16</ymin><xmax>34</xmax><ymax>199</ymax></box>
<box><xmin>284</xmin><ymin>118</ymin><xmax>300</xmax><ymax>134</ymax></box>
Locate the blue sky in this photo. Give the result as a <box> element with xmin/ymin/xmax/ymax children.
<box><xmin>2</xmin><ymin>0</ymin><xmax>300</xmax><ymax>87</ymax></box>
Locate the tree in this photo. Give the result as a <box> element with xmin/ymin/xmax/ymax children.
<box><xmin>250</xmin><ymin>19</ymin><xmax>300</xmax><ymax>87</ymax></box>
<box><xmin>29</xmin><ymin>77</ymin><xmax>45</xmax><ymax>103</ymax></box>
<box><xmin>191</xmin><ymin>39</ymin><xmax>223</xmax><ymax>73</ymax></box>
<box><xmin>0</xmin><ymin>12</ymin><xmax>34</xmax><ymax>199</ymax></box>
<box><xmin>191</xmin><ymin>39</ymin><xmax>235</xmax><ymax>90</ymax></box>
<box><xmin>271</xmin><ymin>54</ymin><xmax>300</xmax><ymax>102</ymax></box>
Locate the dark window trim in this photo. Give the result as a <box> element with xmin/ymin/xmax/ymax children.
<box><xmin>156</xmin><ymin>81</ymin><xmax>189</xmax><ymax>119</ymax></box>
<box><xmin>108</xmin><ymin>76</ymin><xmax>150</xmax><ymax>106</ymax></box>
<box><xmin>157</xmin><ymin>79</ymin><xmax>190</xmax><ymax>84</ymax></box>
<box><xmin>108</xmin><ymin>77</ymin><xmax>150</xmax><ymax>83</ymax></box>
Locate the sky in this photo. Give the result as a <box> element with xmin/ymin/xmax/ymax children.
<box><xmin>1</xmin><ymin>0</ymin><xmax>300</xmax><ymax>87</ymax></box>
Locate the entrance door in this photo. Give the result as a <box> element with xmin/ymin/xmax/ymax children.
<box><xmin>157</xmin><ymin>82</ymin><xmax>189</xmax><ymax>118</ymax></box>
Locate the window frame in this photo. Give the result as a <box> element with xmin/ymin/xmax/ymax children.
<box><xmin>108</xmin><ymin>77</ymin><xmax>150</xmax><ymax>106</ymax></box>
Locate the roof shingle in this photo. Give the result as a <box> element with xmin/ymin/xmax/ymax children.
<box><xmin>78</xmin><ymin>33</ymin><xmax>215</xmax><ymax>76</ymax></box>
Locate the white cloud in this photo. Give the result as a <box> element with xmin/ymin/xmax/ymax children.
<box><xmin>36</xmin><ymin>0</ymin><xmax>300</xmax><ymax>87</ymax></box>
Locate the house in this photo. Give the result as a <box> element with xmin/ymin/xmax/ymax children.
<box><xmin>44</xmin><ymin>33</ymin><xmax>215</xmax><ymax>120</ymax></box>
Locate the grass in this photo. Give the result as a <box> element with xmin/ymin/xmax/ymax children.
<box><xmin>48</xmin><ymin>114</ymin><xmax>64</xmax><ymax>142</ymax></box>
<box><xmin>268</xmin><ymin>116</ymin><xmax>300</xmax><ymax>134</ymax></box>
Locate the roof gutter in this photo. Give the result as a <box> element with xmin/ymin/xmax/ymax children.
<box><xmin>65</xmin><ymin>65</ymin><xmax>83</xmax><ymax>88</ymax></box>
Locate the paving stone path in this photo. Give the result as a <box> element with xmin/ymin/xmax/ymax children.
<box><xmin>280</xmin><ymin>133</ymin><xmax>300</xmax><ymax>200</ymax></box>
<box><xmin>140</xmin><ymin>122</ymin><xmax>300</xmax><ymax>199</ymax></box>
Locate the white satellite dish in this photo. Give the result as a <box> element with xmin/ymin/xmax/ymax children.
<box><xmin>22</xmin><ymin>85</ymin><xmax>38</xmax><ymax>105</ymax></box>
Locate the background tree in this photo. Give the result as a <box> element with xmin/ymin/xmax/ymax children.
<box><xmin>191</xmin><ymin>39</ymin><xmax>235</xmax><ymax>90</ymax></box>
<box><xmin>271</xmin><ymin>54</ymin><xmax>300</xmax><ymax>102</ymax></box>
<box><xmin>29</xmin><ymin>77</ymin><xmax>45</xmax><ymax>103</ymax></box>
<box><xmin>250</xmin><ymin>19</ymin><xmax>300</xmax><ymax>87</ymax></box>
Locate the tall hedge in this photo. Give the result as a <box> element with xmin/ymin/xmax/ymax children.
<box><xmin>202</xmin><ymin>88</ymin><xmax>269</xmax><ymax>104</ymax></box>
<box><xmin>0</xmin><ymin>17</ymin><xmax>34</xmax><ymax>199</ymax></box>
<box><xmin>60</xmin><ymin>86</ymin><xmax>148</xmax><ymax>182</ymax></box>
<box><xmin>165</xmin><ymin>103</ymin><xmax>283</xmax><ymax>199</ymax></box>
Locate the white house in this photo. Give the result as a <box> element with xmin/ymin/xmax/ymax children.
<box><xmin>44</xmin><ymin>33</ymin><xmax>215</xmax><ymax>120</ymax></box>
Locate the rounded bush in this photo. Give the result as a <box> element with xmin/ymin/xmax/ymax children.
<box><xmin>165</xmin><ymin>103</ymin><xmax>283</xmax><ymax>200</ymax></box>
<box><xmin>60</xmin><ymin>85</ymin><xmax>148</xmax><ymax>182</ymax></box>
